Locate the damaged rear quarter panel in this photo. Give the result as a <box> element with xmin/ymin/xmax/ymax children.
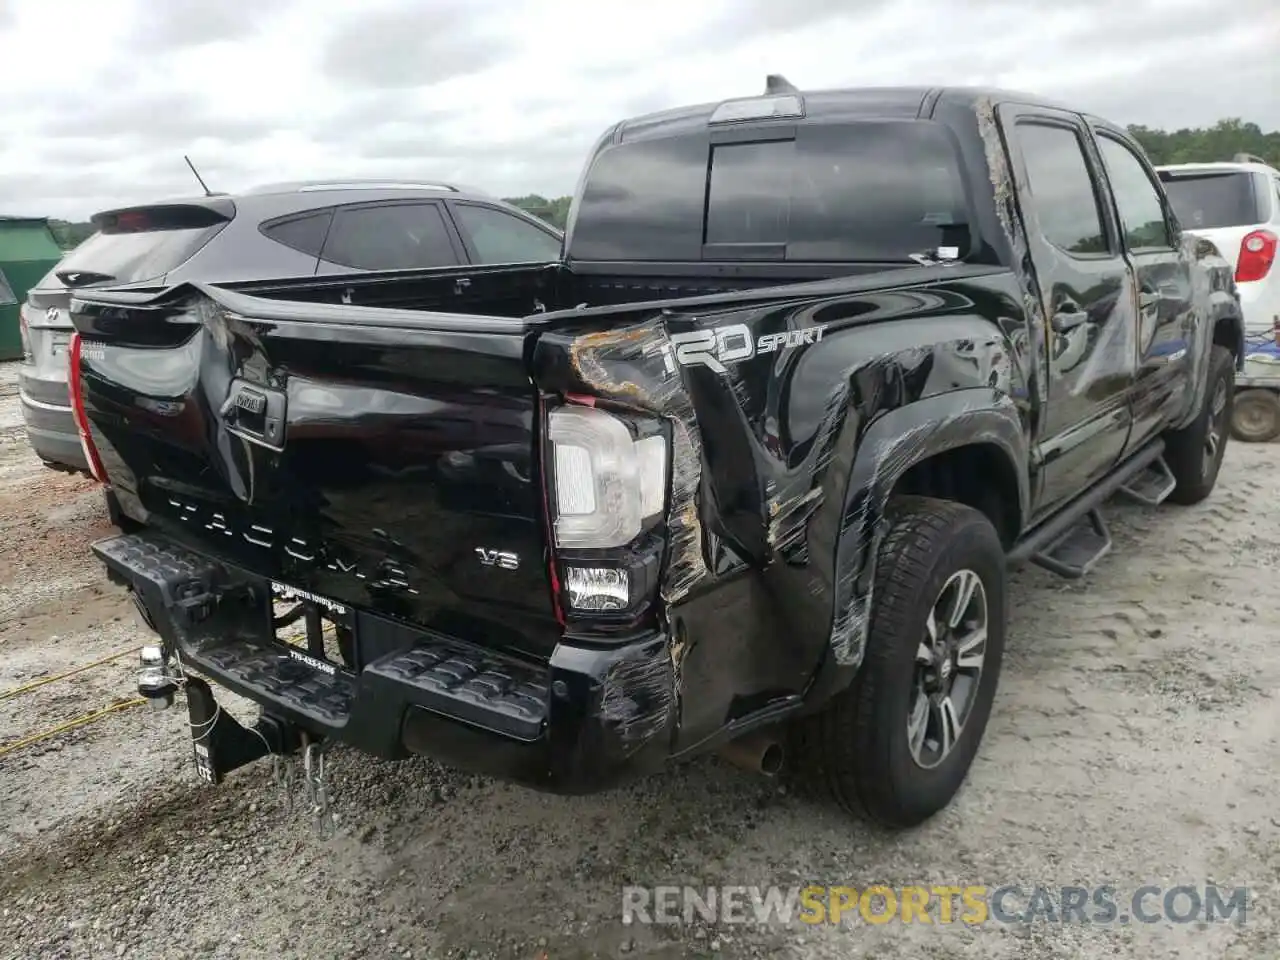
<box><xmin>1174</xmin><ymin>233</ymin><xmax>1244</xmax><ymax>428</ymax></box>
<box><xmin>532</xmin><ymin>270</ymin><xmax>1034</xmax><ymax>751</ymax></box>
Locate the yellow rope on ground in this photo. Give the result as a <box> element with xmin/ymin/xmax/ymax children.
<box><xmin>0</xmin><ymin>625</ymin><xmax>327</xmax><ymax>759</ymax></box>
<box><xmin>0</xmin><ymin>698</ymin><xmax>148</xmax><ymax>759</ymax></box>
<box><xmin>0</xmin><ymin>646</ymin><xmax>142</xmax><ymax>702</ymax></box>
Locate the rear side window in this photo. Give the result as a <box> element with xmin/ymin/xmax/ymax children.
<box><xmin>321</xmin><ymin>202</ymin><xmax>459</xmax><ymax>271</ymax></box>
<box><xmin>1014</xmin><ymin>122</ymin><xmax>1108</xmax><ymax>256</ymax></box>
<box><xmin>569</xmin><ymin>120</ymin><xmax>972</xmax><ymax>263</ymax></box>
<box><xmin>451</xmin><ymin>204</ymin><xmax>562</xmax><ymax>264</ymax></box>
<box><xmin>570</xmin><ymin>137</ymin><xmax>708</xmax><ymax>260</ymax></box>
<box><xmin>261</xmin><ymin>210</ymin><xmax>332</xmax><ymax>257</ymax></box>
<box><xmin>1160</xmin><ymin>171</ymin><xmax>1265</xmax><ymax>229</ymax></box>
<box><xmin>54</xmin><ymin>203</ymin><xmax>232</xmax><ymax>287</ymax></box>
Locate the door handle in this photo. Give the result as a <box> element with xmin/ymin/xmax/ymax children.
<box><xmin>1051</xmin><ymin>305</ymin><xmax>1088</xmax><ymax>332</ymax></box>
<box><xmin>1140</xmin><ymin>280</ymin><xmax>1180</xmax><ymax>305</ymax></box>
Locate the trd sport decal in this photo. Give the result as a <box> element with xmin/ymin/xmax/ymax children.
<box><xmin>647</xmin><ymin>323</ymin><xmax>828</xmax><ymax>375</ymax></box>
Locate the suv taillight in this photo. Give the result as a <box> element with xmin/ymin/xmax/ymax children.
<box><xmin>18</xmin><ymin>304</ymin><xmax>33</xmax><ymax>361</ymax></box>
<box><xmin>1236</xmin><ymin>230</ymin><xmax>1277</xmax><ymax>283</ymax></box>
<box><xmin>68</xmin><ymin>332</ymin><xmax>107</xmax><ymax>483</ymax></box>
<box><xmin>542</xmin><ymin>398</ymin><xmax>670</xmax><ymax>620</ymax></box>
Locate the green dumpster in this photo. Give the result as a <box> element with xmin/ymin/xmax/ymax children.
<box><xmin>0</xmin><ymin>216</ymin><xmax>64</xmax><ymax>361</ymax></box>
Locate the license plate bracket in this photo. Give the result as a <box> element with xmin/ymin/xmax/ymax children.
<box><xmin>269</xmin><ymin>581</ymin><xmax>353</xmax><ymax>671</ymax></box>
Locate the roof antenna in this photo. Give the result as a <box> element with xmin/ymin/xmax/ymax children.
<box><xmin>765</xmin><ymin>74</ymin><xmax>800</xmax><ymax>95</ymax></box>
<box><xmin>184</xmin><ymin>154</ymin><xmax>214</xmax><ymax>197</ymax></box>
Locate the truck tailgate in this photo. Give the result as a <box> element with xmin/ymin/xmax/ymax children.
<box><xmin>73</xmin><ymin>283</ymin><xmax>560</xmax><ymax>660</ymax></box>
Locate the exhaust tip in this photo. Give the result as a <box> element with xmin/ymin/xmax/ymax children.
<box><xmin>758</xmin><ymin>742</ymin><xmax>784</xmax><ymax>777</ymax></box>
<box><xmin>717</xmin><ymin>732</ymin><xmax>786</xmax><ymax>778</ymax></box>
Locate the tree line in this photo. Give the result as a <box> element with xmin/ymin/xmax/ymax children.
<box><xmin>1128</xmin><ymin>118</ymin><xmax>1278</xmax><ymax>169</ymax></box>
<box><xmin>48</xmin><ymin>219</ymin><xmax>96</xmax><ymax>249</ymax></box>
<box><xmin>43</xmin><ymin>119</ymin><xmax>1279</xmax><ymax>248</ymax></box>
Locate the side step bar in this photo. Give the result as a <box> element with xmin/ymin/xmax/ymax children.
<box><xmin>1117</xmin><ymin>456</ymin><xmax>1177</xmax><ymax>507</ymax></box>
<box><xmin>1009</xmin><ymin>439</ymin><xmax>1166</xmax><ymax>579</ymax></box>
<box><xmin>1030</xmin><ymin>508</ymin><xmax>1111</xmax><ymax>579</ymax></box>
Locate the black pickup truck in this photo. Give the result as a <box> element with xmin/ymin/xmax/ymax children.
<box><xmin>73</xmin><ymin>79</ymin><xmax>1243</xmax><ymax>830</ymax></box>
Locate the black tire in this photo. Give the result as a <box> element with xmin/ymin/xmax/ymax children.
<box><xmin>1164</xmin><ymin>345</ymin><xmax>1234</xmax><ymax>505</ymax></box>
<box><xmin>1229</xmin><ymin>388</ymin><xmax>1280</xmax><ymax>444</ymax></box>
<box><xmin>790</xmin><ymin>496</ymin><xmax>1005</xmax><ymax>829</ymax></box>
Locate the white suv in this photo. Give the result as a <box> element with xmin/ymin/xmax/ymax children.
<box><xmin>1157</xmin><ymin>155</ymin><xmax>1280</xmax><ymax>340</ymax></box>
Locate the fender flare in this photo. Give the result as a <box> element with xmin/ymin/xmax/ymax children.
<box><xmin>804</xmin><ymin>388</ymin><xmax>1029</xmax><ymax>706</ymax></box>
<box><xmin>1173</xmin><ymin>298</ymin><xmax>1244</xmax><ymax>433</ymax></box>
<box><xmin>1218</xmin><ymin>307</ymin><xmax>1245</xmax><ymax>368</ymax></box>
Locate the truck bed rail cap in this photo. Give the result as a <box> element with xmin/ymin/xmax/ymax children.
<box><xmin>68</xmin><ymin>280</ymin><xmax>531</xmax><ymax>334</ymax></box>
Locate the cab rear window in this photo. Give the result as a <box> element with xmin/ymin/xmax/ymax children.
<box><xmin>569</xmin><ymin>120</ymin><xmax>972</xmax><ymax>263</ymax></box>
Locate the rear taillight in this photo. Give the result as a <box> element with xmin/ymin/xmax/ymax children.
<box><xmin>543</xmin><ymin>399</ymin><xmax>670</xmax><ymax>619</ymax></box>
<box><xmin>18</xmin><ymin>304</ymin><xmax>33</xmax><ymax>361</ymax></box>
<box><xmin>549</xmin><ymin>405</ymin><xmax>667</xmax><ymax>549</ymax></box>
<box><xmin>1236</xmin><ymin>230</ymin><xmax>1277</xmax><ymax>283</ymax></box>
<box><xmin>68</xmin><ymin>332</ymin><xmax>107</xmax><ymax>483</ymax></box>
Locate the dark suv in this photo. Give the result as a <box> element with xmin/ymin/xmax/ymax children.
<box><xmin>18</xmin><ymin>179</ymin><xmax>564</xmax><ymax>471</ymax></box>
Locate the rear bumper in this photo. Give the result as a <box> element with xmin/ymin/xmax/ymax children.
<box><xmin>17</xmin><ymin>386</ymin><xmax>87</xmax><ymax>471</ymax></box>
<box><xmin>92</xmin><ymin>531</ymin><xmax>677</xmax><ymax>793</ymax></box>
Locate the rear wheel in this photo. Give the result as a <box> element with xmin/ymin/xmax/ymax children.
<box><xmin>1229</xmin><ymin>388</ymin><xmax>1280</xmax><ymax>443</ymax></box>
<box><xmin>1164</xmin><ymin>345</ymin><xmax>1234</xmax><ymax>505</ymax></box>
<box><xmin>790</xmin><ymin>497</ymin><xmax>1005</xmax><ymax>829</ymax></box>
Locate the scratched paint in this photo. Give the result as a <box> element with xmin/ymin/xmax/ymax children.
<box><xmin>597</xmin><ymin>640</ymin><xmax>677</xmax><ymax>748</ymax></box>
<box><xmin>65</xmin><ymin>88</ymin><xmax>1248</xmax><ymax>796</ymax></box>
<box><xmin>566</xmin><ymin>316</ymin><xmax>710</xmax><ymax>605</ymax></box>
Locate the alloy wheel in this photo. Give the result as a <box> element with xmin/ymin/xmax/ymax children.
<box><xmin>1204</xmin><ymin>379</ymin><xmax>1228</xmax><ymax>476</ymax></box>
<box><xmin>908</xmin><ymin>568</ymin><xmax>988</xmax><ymax>770</ymax></box>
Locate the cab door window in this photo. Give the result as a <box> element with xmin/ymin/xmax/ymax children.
<box><xmin>1014</xmin><ymin>122</ymin><xmax>1109</xmax><ymax>256</ymax></box>
<box><xmin>1096</xmin><ymin>135</ymin><xmax>1174</xmax><ymax>250</ymax></box>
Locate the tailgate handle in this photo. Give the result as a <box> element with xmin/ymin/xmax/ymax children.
<box><xmin>220</xmin><ymin>379</ymin><xmax>288</xmax><ymax>450</ymax></box>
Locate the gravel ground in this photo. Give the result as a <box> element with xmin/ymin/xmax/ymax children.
<box><xmin>0</xmin><ymin>358</ymin><xmax>1277</xmax><ymax>959</ymax></box>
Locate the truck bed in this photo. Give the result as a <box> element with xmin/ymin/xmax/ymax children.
<box><xmin>71</xmin><ymin>257</ymin><xmax>998</xmax><ymax>646</ymax></box>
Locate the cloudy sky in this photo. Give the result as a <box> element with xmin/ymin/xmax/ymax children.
<box><xmin>0</xmin><ymin>0</ymin><xmax>1275</xmax><ymax>220</ymax></box>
